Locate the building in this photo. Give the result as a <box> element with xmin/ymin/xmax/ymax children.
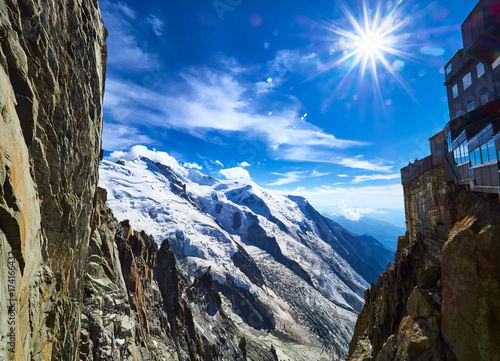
<box><xmin>401</xmin><ymin>0</ymin><xmax>500</xmax><ymax>196</ymax></box>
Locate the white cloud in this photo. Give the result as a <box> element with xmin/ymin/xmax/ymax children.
<box><xmin>211</xmin><ymin>160</ymin><xmax>224</xmax><ymax>167</ymax></box>
<box><xmin>182</xmin><ymin>162</ymin><xmax>203</xmax><ymax>170</ymax></box>
<box><xmin>100</xmin><ymin>1</ymin><xmax>158</xmax><ymax>71</ymax></box>
<box><xmin>340</xmin><ymin>207</ymin><xmax>376</xmax><ymax>221</ymax></box>
<box><xmin>219</xmin><ymin>167</ymin><xmax>251</xmax><ymax>180</ymax></box>
<box><xmin>106</xmin><ymin>145</ymin><xmax>180</xmax><ymax>168</ymax></box>
<box><xmin>337</xmin><ymin>157</ymin><xmax>393</xmax><ymax>172</ymax></box>
<box><xmin>336</xmin><ymin>201</ymin><xmax>383</xmax><ymax>221</ymax></box>
<box><xmin>146</xmin><ymin>14</ymin><xmax>165</xmax><ymax>36</ymax></box>
<box><xmin>276</xmin><ymin>147</ymin><xmax>391</xmax><ymax>171</ymax></box>
<box><xmin>268</xmin><ymin>172</ymin><xmax>302</xmax><ymax>186</ymax></box>
<box><xmin>103</xmin><ymin>70</ymin><xmax>376</xmax><ymax>169</ymax></box>
<box><xmin>352</xmin><ymin>173</ymin><xmax>401</xmax><ymax>183</ymax></box>
<box><xmin>269</xmin><ymin>49</ymin><xmax>320</xmax><ymax>79</ymax></box>
<box><xmin>338</xmin><ymin>174</ymin><xmax>349</xmax><ymax>178</ymax></box>
<box><xmin>238</xmin><ymin>161</ymin><xmax>251</xmax><ymax>167</ymax></box>
<box><xmin>267</xmin><ymin>170</ymin><xmax>330</xmax><ymax>186</ymax></box>
<box><xmin>102</xmin><ymin>123</ymin><xmax>154</xmax><ymax>151</ymax></box>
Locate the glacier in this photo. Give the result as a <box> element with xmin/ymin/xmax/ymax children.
<box><xmin>98</xmin><ymin>150</ymin><xmax>393</xmax><ymax>359</ymax></box>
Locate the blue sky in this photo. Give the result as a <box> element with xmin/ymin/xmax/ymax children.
<box><xmin>99</xmin><ymin>0</ymin><xmax>478</xmax><ymax>226</ymax></box>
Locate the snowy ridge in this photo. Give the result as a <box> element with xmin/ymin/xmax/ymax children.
<box><xmin>99</xmin><ymin>150</ymin><xmax>393</xmax><ymax>359</ymax></box>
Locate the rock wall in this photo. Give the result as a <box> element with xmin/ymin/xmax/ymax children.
<box><xmin>0</xmin><ymin>0</ymin><xmax>107</xmax><ymax>359</ymax></box>
<box><xmin>346</xmin><ymin>165</ymin><xmax>500</xmax><ymax>361</ymax></box>
<box><xmin>79</xmin><ymin>189</ymin><xmax>280</xmax><ymax>361</ymax></box>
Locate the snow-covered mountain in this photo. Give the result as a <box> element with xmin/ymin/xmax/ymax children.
<box><xmin>98</xmin><ymin>149</ymin><xmax>393</xmax><ymax>360</ymax></box>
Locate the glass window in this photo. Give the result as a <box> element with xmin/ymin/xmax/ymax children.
<box><xmin>476</xmin><ymin>148</ymin><xmax>482</xmax><ymax>165</ymax></box>
<box><xmin>477</xmin><ymin>63</ymin><xmax>485</xmax><ymax>78</ymax></box>
<box><xmin>466</xmin><ymin>101</ymin><xmax>476</xmax><ymax>113</ymax></box>
<box><xmin>488</xmin><ymin>140</ymin><xmax>497</xmax><ymax>161</ymax></box>
<box><xmin>454</xmin><ymin>148</ymin><xmax>460</xmax><ymax>165</ymax></box>
<box><xmin>470</xmin><ymin>149</ymin><xmax>477</xmax><ymax>166</ymax></box>
<box><xmin>455</xmin><ymin>110</ymin><xmax>464</xmax><ymax>118</ymax></box>
<box><xmin>493</xmin><ymin>56</ymin><xmax>500</xmax><ymax>69</ymax></box>
<box><xmin>445</xmin><ymin>64</ymin><xmax>452</xmax><ymax>75</ymax></box>
<box><xmin>463</xmin><ymin>72</ymin><xmax>472</xmax><ymax>90</ymax></box>
<box><xmin>452</xmin><ymin>84</ymin><xmax>459</xmax><ymax>98</ymax></box>
<box><xmin>481</xmin><ymin>143</ymin><xmax>490</xmax><ymax>163</ymax></box>
<box><xmin>462</xmin><ymin>142</ymin><xmax>469</xmax><ymax>162</ymax></box>
<box><xmin>481</xmin><ymin>92</ymin><xmax>490</xmax><ymax>105</ymax></box>
<box><xmin>447</xmin><ymin>132</ymin><xmax>452</xmax><ymax>152</ymax></box>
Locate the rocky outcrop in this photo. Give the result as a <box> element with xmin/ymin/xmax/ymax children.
<box><xmin>347</xmin><ymin>165</ymin><xmax>500</xmax><ymax>361</ymax></box>
<box><xmin>79</xmin><ymin>189</ymin><xmax>282</xmax><ymax>361</ymax></box>
<box><xmin>0</xmin><ymin>0</ymin><xmax>106</xmax><ymax>360</ymax></box>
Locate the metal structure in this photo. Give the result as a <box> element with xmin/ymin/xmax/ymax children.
<box><xmin>402</xmin><ymin>0</ymin><xmax>500</xmax><ymax>196</ymax></box>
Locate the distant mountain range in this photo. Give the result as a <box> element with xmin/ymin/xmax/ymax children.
<box><xmin>324</xmin><ymin>214</ymin><xmax>404</xmax><ymax>252</ymax></box>
<box><xmin>99</xmin><ymin>154</ymin><xmax>394</xmax><ymax>359</ymax></box>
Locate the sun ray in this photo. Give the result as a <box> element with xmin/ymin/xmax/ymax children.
<box><xmin>326</xmin><ymin>0</ymin><xmax>417</xmax><ymax>103</ymax></box>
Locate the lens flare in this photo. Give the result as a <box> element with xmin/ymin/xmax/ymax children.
<box><xmin>324</xmin><ymin>0</ymin><xmax>417</xmax><ymax>102</ymax></box>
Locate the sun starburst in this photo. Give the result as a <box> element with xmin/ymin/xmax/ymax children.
<box><xmin>325</xmin><ymin>0</ymin><xmax>417</xmax><ymax>102</ymax></box>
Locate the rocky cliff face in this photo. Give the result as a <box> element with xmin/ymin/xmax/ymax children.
<box><xmin>0</xmin><ymin>0</ymin><xmax>106</xmax><ymax>360</ymax></box>
<box><xmin>79</xmin><ymin>188</ymin><xmax>281</xmax><ymax>361</ymax></box>
<box><xmin>347</xmin><ymin>165</ymin><xmax>500</xmax><ymax>361</ymax></box>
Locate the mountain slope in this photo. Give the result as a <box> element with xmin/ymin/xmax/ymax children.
<box><xmin>98</xmin><ymin>150</ymin><xmax>393</xmax><ymax>359</ymax></box>
<box><xmin>324</xmin><ymin>214</ymin><xmax>404</xmax><ymax>251</ymax></box>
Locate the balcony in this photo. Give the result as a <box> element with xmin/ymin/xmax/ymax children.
<box><xmin>462</xmin><ymin>0</ymin><xmax>500</xmax><ymax>63</ymax></box>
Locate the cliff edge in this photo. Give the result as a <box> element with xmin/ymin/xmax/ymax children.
<box><xmin>0</xmin><ymin>0</ymin><xmax>106</xmax><ymax>359</ymax></box>
<box><xmin>347</xmin><ymin>165</ymin><xmax>500</xmax><ymax>361</ymax></box>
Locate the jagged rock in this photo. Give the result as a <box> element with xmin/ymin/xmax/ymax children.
<box><xmin>347</xmin><ymin>166</ymin><xmax>500</xmax><ymax>361</ymax></box>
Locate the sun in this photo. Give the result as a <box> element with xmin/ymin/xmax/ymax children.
<box><xmin>324</xmin><ymin>0</ymin><xmax>416</xmax><ymax>100</ymax></box>
<box><xmin>357</xmin><ymin>30</ymin><xmax>385</xmax><ymax>56</ymax></box>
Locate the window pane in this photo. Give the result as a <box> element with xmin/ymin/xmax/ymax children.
<box><xmin>481</xmin><ymin>92</ymin><xmax>490</xmax><ymax>105</ymax></box>
<box><xmin>447</xmin><ymin>132</ymin><xmax>452</xmax><ymax>152</ymax></box>
<box><xmin>493</xmin><ymin>56</ymin><xmax>500</xmax><ymax>69</ymax></box>
<box><xmin>471</xmin><ymin>150</ymin><xmax>476</xmax><ymax>166</ymax></box>
<box><xmin>446</xmin><ymin>64</ymin><xmax>452</xmax><ymax>75</ymax></box>
<box><xmin>481</xmin><ymin>143</ymin><xmax>490</xmax><ymax>163</ymax></box>
<box><xmin>453</xmin><ymin>84</ymin><xmax>459</xmax><ymax>98</ymax></box>
<box><xmin>466</xmin><ymin>101</ymin><xmax>476</xmax><ymax>113</ymax></box>
<box><xmin>476</xmin><ymin>149</ymin><xmax>482</xmax><ymax>164</ymax></box>
<box><xmin>462</xmin><ymin>142</ymin><xmax>469</xmax><ymax>162</ymax></box>
<box><xmin>454</xmin><ymin>149</ymin><xmax>460</xmax><ymax>165</ymax></box>
<box><xmin>463</xmin><ymin>72</ymin><xmax>472</xmax><ymax>90</ymax></box>
<box><xmin>477</xmin><ymin>63</ymin><xmax>485</xmax><ymax>78</ymax></box>
<box><xmin>488</xmin><ymin>140</ymin><xmax>497</xmax><ymax>161</ymax></box>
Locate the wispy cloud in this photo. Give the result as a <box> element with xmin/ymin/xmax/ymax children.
<box><xmin>102</xmin><ymin>123</ymin><xmax>154</xmax><ymax>151</ymax></box>
<box><xmin>267</xmin><ymin>170</ymin><xmax>330</xmax><ymax>186</ymax></box>
<box><xmin>238</xmin><ymin>161</ymin><xmax>251</xmax><ymax>167</ymax></box>
<box><xmin>219</xmin><ymin>167</ymin><xmax>251</xmax><ymax>180</ymax></box>
<box><xmin>146</xmin><ymin>14</ymin><xmax>165</xmax><ymax>36</ymax></box>
<box><xmin>276</xmin><ymin>147</ymin><xmax>392</xmax><ymax>172</ymax></box>
<box><xmin>352</xmin><ymin>173</ymin><xmax>401</xmax><ymax>183</ymax></box>
<box><xmin>337</xmin><ymin>157</ymin><xmax>394</xmax><ymax>172</ymax></box>
<box><xmin>100</xmin><ymin>1</ymin><xmax>159</xmax><ymax>71</ymax></box>
<box><xmin>103</xmin><ymin>67</ymin><xmax>387</xmax><ymax>170</ymax></box>
<box><xmin>211</xmin><ymin>160</ymin><xmax>224</xmax><ymax>167</ymax></box>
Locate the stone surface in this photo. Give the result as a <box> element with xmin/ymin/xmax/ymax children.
<box><xmin>347</xmin><ymin>165</ymin><xmax>500</xmax><ymax>361</ymax></box>
<box><xmin>79</xmin><ymin>189</ymin><xmax>284</xmax><ymax>361</ymax></box>
<box><xmin>0</xmin><ymin>0</ymin><xmax>106</xmax><ymax>359</ymax></box>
